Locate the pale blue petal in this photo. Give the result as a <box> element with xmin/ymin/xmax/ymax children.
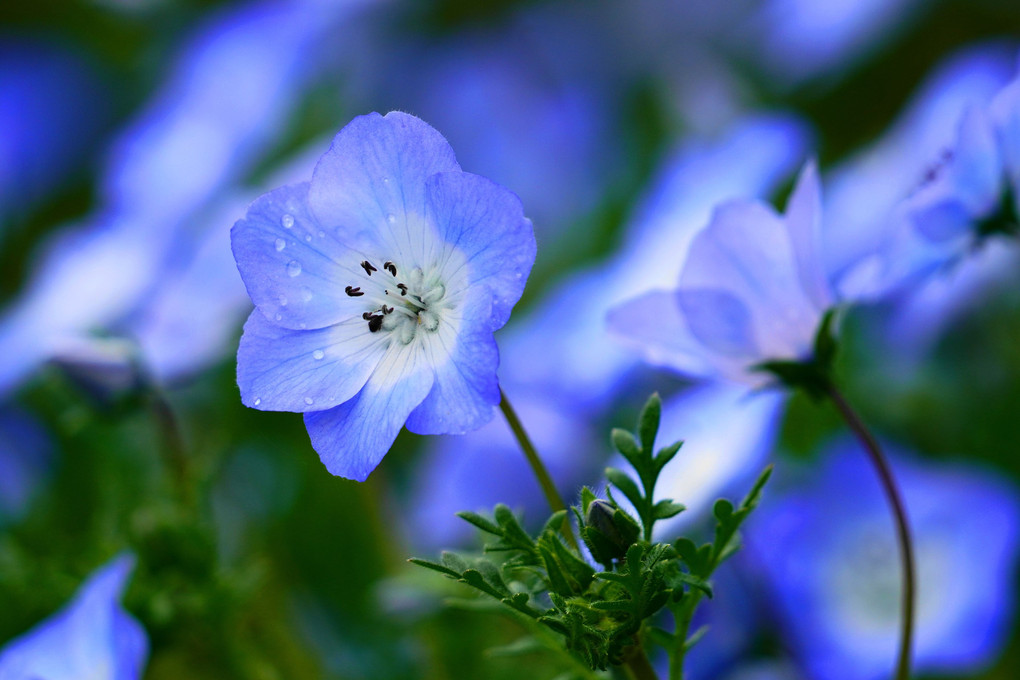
<box><xmin>606</xmin><ymin>290</ymin><xmax>720</xmax><ymax>379</ymax></box>
<box><xmin>236</xmin><ymin>311</ymin><xmax>385</xmax><ymax>412</ymax></box>
<box><xmin>949</xmin><ymin>106</ymin><xmax>1004</xmax><ymax>213</ymax></box>
<box><xmin>304</xmin><ymin>345</ymin><xmax>435</xmax><ymax>481</ymax></box>
<box><xmin>424</xmin><ymin>171</ymin><xmax>535</xmax><ymax>329</ymax></box>
<box><xmin>308</xmin><ymin>112</ymin><xmax>461</xmax><ymax>260</ymax></box>
<box><xmin>991</xmin><ymin>75</ymin><xmax>1020</xmax><ymax>195</ymax></box>
<box><xmin>783</xmin><ymin>161</ymin><xmax>833</xmax><ymax>310</ymax></box>
<box><xmin>405</xmin><ymin>294</ymin><xmax>500</xmax><ymax>435</ymax></box>
<box><xmin>232</xmin><ymin>182</ymin><xmax>355</xmax><ymax>331</ymax></box>
<box><xmin>680</xmin><ymin>200</ymin><xmax>821</xmax><ymax>362</ymax></box>
<box><xmin>0</xmin><ymin>554</ymin><xmax>147</xmax><ymax>680</ymax></box>
<box><xmin>677</xmin><ymin>289</ymin><xmax>761</xmax><ymax>360</ymax></box>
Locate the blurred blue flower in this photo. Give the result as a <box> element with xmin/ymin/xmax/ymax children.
<box><xmin>0</xmin><ymin>39</ymin><xmax>109</xmax><ymax>229</ymax></box>
<box><xmin>0</xmin><ymin>554</ymin><xmax>148</xmax><ymax>680</ymax></box>
<box><xmin>232</xmin><ymin>112</ymin><xmax>536</xmax><ymax>481</ymax></box>
<box><xmin>607</xmin><ymin>162</ymin><xmax>831</xmax><ymax>387</ymax></box>
<box><xmin>0</xmin><ymin>409</ymin><xmax>53</xmax><ymax>527</ymax></box>
<box><xmin>500</xmin><ymin>114</ymin><xmax>810</xmax><ymax>410</ymax></box>
<box><xmin>751</xmin><ymin>443</ymin><xmax>1020</xmax><ymax>680</ymax></box>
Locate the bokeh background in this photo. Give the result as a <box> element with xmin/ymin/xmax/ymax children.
<box><xmin>2</xmin><ymin>1</ymin><xmax>1020</xmax><ymax>679</ymax></box>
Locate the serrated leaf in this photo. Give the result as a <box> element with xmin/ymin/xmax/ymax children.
<box><xmin>646</xmin><ymin>626</ymin><xmax>675</xmax><ymax>650</ymax></box>
<box><xmin>684</xmin><ymin>624</ymin><xmax>710</xmax><ymax>652</ymax></box>
<box><xmin>605</xmin><ymin>468</ymin><xmax>644</xmax><ymax>510</ymax></box>
<box><xmin>653</xmin><ymin>440</ymin><xmax>682</xmax><ymax>472</ymax></box>
<box><xmin>653</xmin><ymin>500</ymin><xmax>686</xmax><ymax>520</ymax></box>
<box><xmin>407</xmin><ymin>557</ymin><xmax>461</xmax><ymax>578</ymax></box>
<box><xmin>456</xmin><ymin>511</ymin><xmax>501</xmax><ymax>536</ymax></box>
<box><xmin>741</xmin><ymin>465</ymin><xmax>772</xmax><ymax>512</ymax></box>
<box><xmin>441</xmin><ymin>551</ymin><xmax>469</xmax><ymax>573</ymax></box>
<box><xmin>611</xmin><ymin>428</ymin><xmax>641</xmax><ymax>465</ymax></box>
<box><xmin>580</xmin><ymin>486</ymin><xmax>597</xmax><ymax>513</ymax></box>
<box><xmin>637</xmin><ymin>393</ymin><xmax>662</xmax><ymax>454</ymax></box>
<box><xmin>590</xmin><ymin>599</ymin><xmax>634</xmax><ymax>613</ymax></box>
<box><xmin>669</xmin><ymin>571</ymin><xmax>713</xmax><ymax>598</ymax></box>
<box><xmin>713</xmin><ymin>499</ymin><xmax>734</xmax><ymax>522</ymax></box>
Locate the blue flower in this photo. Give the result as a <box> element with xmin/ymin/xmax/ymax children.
<box><xmin>751</xmin><ymin>442</ymin><xmax>1020</xmax><ymax>680</ymax></box>
<box><xmin>232</xmin><ymin>112</ymin><xmax>536</xmax><ymax>481</ymax></box>
<box><xmin>0</xmin><ymin>554</ymin><xmax>148</xmax><ymax>680</ymax></box>
<box><xmin>607</xmin><ymin>161</ymin><xmax>831</xmax><ymax>387</ymax></box>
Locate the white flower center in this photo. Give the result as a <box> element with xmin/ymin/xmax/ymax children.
<box><xmin>344</xmin><ymin>258</ymin><xmax>453</xmax><ymax>346</ymax></box>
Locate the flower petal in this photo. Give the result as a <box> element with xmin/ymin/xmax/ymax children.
<box><xmin>405</xmin><ymin>293</ymin><xmax>500</xmax><ymax>435</ymax></box>
<box><xmin>991</xmin><ymin>75</ymin><xmax>1020</xmax><ymax>197</ymax></box>
<box><xmin>424</xmin><ymin>171</ymin><xmax>536</xmax><ymax>329</ymax></box>
<box><xmin>304</xmin><ymin>344</ymin><xmax>435</xmax><ymax>481</ymax></box>
<box><xmin>784</xmin><ymin>161</ymin><xmax>833</xmax><ymax>310</ymax></box>
<box><xmin>679</xmin><ymin>200</ymin><xmax>821</xmax><ymax>361</ymax></box>
<box><xmin>232</xmin><ymin>182</ymin><xmax>358</xmax><ymax>331</ymax></box>
<box><xmin>236</xmin><ymin>311</ymin><xmax>385</xmax><ymax>412</ymax></box>
<box><xmin>308</xmin><ymin>111</ymin><xmax>461</xmax><ymax>261</ymax></box>
<box><xmin>677</xmin><ymin>288</ymin><xmax>761</xmax><ymax>360</ymax></box>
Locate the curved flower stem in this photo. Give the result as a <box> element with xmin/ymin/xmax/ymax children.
<box><xmin>826</xmin><ymin>384</ymin><xmax>915</xmax><ymax>680</ymax></box>
<box><xmin>498</xmin><ymin>388</ymin><xmax>578</xmax><ymax>551</ymax></box>
<box><xmin>149</xmin><ymin>389</ymin><xmax>195</xmax><ymax>510</ymax></box>
<box><xmin>622</xmin><ymin>641</ymin><xmax>660</xmax><ymax>680</ymax></box>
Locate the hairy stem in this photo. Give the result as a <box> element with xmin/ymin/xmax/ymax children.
<box><xmin>499</xmin><ymin>388</ymin><xmax>577</xmax><ymax>551</ymax></box>
<box><xmin>623</xmin><ymin>640</ymin><xmax>660</xmax><ymax>680</ymax></box>
<box><xmin>827</xmin><ymin>384</ymin><xmax>915</xmax><ymax>680</ymax></box>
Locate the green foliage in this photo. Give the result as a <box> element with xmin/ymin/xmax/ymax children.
<box><xmin>410</xmin><ymin>394</ymin><xmax>773</xmax><ymax>678</ymax></box>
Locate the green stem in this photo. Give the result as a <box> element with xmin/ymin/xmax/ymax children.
<box><xmin>623</xmin><ymin>641</ymin><xmax>660</xmax><ymax>680</ymax></box>
<box><xmin>149</xmin><ymin>390</ymin><xmax>195</xmax><ymax>510</ymax></box>
<box><xmin>499</xmin><ymin>388</ymin><xmax>578</xmax><ymax>551</ymax></box>
<box><xmin>827</xmin><ymin>384</ymin><xmax>915</xmax><ymax>680</ymax></box>
<box><xmin>668</xmin><ymin>592</ymin><xmax>702</xmax><ymax>680</ymax></box>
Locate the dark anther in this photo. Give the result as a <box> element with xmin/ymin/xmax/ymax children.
<box><xmin>345</xmin><ymin>286</ymin><xmax>364</xmax><ymax>297</ymax></box>
<box><xmin>382</xmin><ymin>306</ymin><xmax>394</xmax><ymax>315</ymax></box>
<box><xmin>368</xmin><ymin>315</ymin><xmax>384</xmax><ymax>333</ymax></box>
<box><xmin>397</xmin><ymin>283</ymin><xmax>408</xmax><ymax>296</ymax></box>
<box><xmin>362</xmin><ymin>312</ymin><xmax>375</xmax><ymax>320</ymax></box>
<box><xmin>384</xmin><ymin>261</ymin><xmax>397</xmax><ymax>276</ymax></box>
<box><xmin>360</xmin><ymin>260</ymin><xmax>378</xmax><ymax>276</ymax></box>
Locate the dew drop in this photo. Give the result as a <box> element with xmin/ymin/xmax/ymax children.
<box><xmin>254</xmin><ymin>398</ymin><xmax>261</xmax><ymax>406</ymax></box>
<box><xmin>304</xmin><ymin>396</ymin><xmax>314</xmax><ymax>405</ymax></box>
<box><xmin>281</xmin><ymin>214</ymin><xmax>295</xmax><ymax>229</ymax></box>
<box><xmin>287</xmin><ymin>260</ymin><xmax>302</xmax><ymax>277</ymax></box>
<box><xmin>301</xmin><ymin>287</ymin><xmax>313</xmax><ymax>302</ymax></box>
<box><xmin>317</xmin><ymin>231</ymin><xmax>325</xmax><ymax>238</ymax></box>
<box><xmin>313</xmin><ymin>349</ymin><xmax>324</xmax><ymax>360</ymax></box>
<box><xmin>275</xmin><ymin>238</ymin><xmax>286</xmax><ymax>252</ymax></box>
<box><xmin>305</xmin><ymin>234</ymin><xmax>312</xmax><ymax>242</ymax></box>
<box><xmin>386</xmin><ymin>214</ymin><xmax>396</xmax><ymax>225</ymax></box>
<box><xmin>278</xmin><ymin>294</ymin><xmax>288</xmax><ymax>307</ymax></box>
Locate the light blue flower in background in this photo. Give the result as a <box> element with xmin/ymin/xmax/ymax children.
<box><xmin>0</xmin><ymin>555</ymin><xmax>148</xmax><ymax>680</ymax></box>
<box><xmin>232</xmin><ymin>112</ymin><xmax>536</xmax><ymax>481</ymax></box>
<box><xmin>0</xmin><ymin>39</ymin><xmax>109</xmax><ymax>229</ymax></box>
<box><xmin>0</xmin><ymin>409</ymin><xmax>53</xmax><ymax>527</ymax></box>
<box><xmin>500</xmin><ymin>114</ymin><xmax>810</xmax><ymax>411</ymax></box>
<box><xmin>751</xmin><ymin>442</ymin><xmax>1020</xmax><ymax>680</ymax></box>
<box><xmin>607</xmin><ymin>161</ymin><xmax>830</xmax><ymax>387</ymax></box>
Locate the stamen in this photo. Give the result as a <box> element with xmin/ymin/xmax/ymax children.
<box><xmin>368</xmin><ymin>316</ymin><xmax>384</xmax><ymax>333</ymax></box>
<box><xmin>360</xmin><ymin>260</ymin><xmax>378</xmax><ymax>276</ymax></box>
<box><xmin>384</xmin><ymin>261</ymin><xmax>397</xmax><ymax>276</ymax></box>
<box><xmin>362</xmin><ymin>312</ymin><xmax>375</xmax><ymax>321</ymax></box>
<box><xmin>382</xmin><ymin>306</ymin><xmax>394</xmax><ymax>315</ymax></box>
<box><xmin>345</xmin><ymin>286</ymin><xmax>364</xmax><ymax>297</ymax></box>
<box><xmin>397</xmin><ymin>283</ymin><xmax>408</xmax><ymax>296</ymax></box>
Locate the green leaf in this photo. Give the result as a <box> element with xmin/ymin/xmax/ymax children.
<box><xmin>610</xmin><ymin>428</ymin><xmax>641</xmax><ymax>465</ymax></box>
<box><xmin>441</xmin><ymin>551</ymin><xmax>469</xmax><ymax>573</ymax></box>
<box><xmin>486</xmin><ymin>636</ymin><xmax>545</xmax><ymax>658</ymax></box>
<box><xmin>684</xmin><ymin>624</ymin><xmax>710</xmax><ymax>652</ymax></box>
<box><xmin>637</xmin><ymin>392</ymin><xmax>662</xmax><ymax>454</ymax></box>
<box><xmin>580</xmin><ymin>486</ymin><xmax>597</xmax><ymax>514</ymax></box>
<box><xmin>713</xmin><ymin>499</ymin><xmax>734</xmax><ymax>523</ymax></box>
<box><xmin>605</xmin><ymin>467</ymin><xmax>643</xmax><ymax>510</ymax></box>
<box><xmin>407</xmin><ymin>557</ymin><xmax>460</xmax><ymax>579</ymax></box>
<box><xmin>740</xmin><ymin>465</ymin><xmax>772</xmax><ymax>512</ymax></box>
<box><xmin>456</xmin><ymin>511</ymin><xmax>501</xmax><ymax>536</ymax></box>
<box><xmin>653</xmin><ymin>500</ymin><xmax>686</xmax><ymax>520</ymax></box>
<box><xmin>646</xmin><ymin>626</ymin><xmax>675</xmax><ymax>650</ymax></box>
<box><xmin>653</xmin><ymin>440</ymin><xmax>683</xmax><ymax>472</ymax></box>
<box><xmin>668</xmin><ymin>571</ymin><xmax>713</xmax><ymax>598</ymax></box>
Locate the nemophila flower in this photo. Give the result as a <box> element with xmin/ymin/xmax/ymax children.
<box><xmin>607</xmin><ymin>161</ymin><xmax>831</xmax><ymax>388</ymax></box>
<box><xmin>232</xmin><ymin>112</ymin><xmax>535</xmax><ymax>481</ymax></box>
<box><xmin>751</xmin><ymin>442</ymin><xmax>1020</xmax><ymax>680</ymax></box>
<box><xmin>901</xmin><ymin>66</ymin><xmax>1020</xmax><ymax>269</ymax></box>
<box><xmin>0</xmin><ymin>554</ymin><xmax>148</xmax><ymax>680</ymax></box>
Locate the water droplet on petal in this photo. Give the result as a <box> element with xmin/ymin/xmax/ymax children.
<box><xmin>313</xmin><ymin>349</ymin><xmax>324</xmax><ymax>360</ymax></box>
<box><xmin>254</xmin><ymin>397</ymin><xmax>261</xmax><ymax>406</ymax></box>
<box><xmin>317</xmin><ymin>231</ymin><xmax>325</xmax><ymax>238</ymax></box>
<box><xmin>278</xmin><ymin>294</ymin><xmax>288</xmax><ymax>306</ymax></box>
<box><xmin>275</xmin><ymin>238</ymin><xmax>286</xmax><ymax>252</ymax></box>
<box><xmin>387</xmin><ymin>214</ymin><xmax>396</xmax><ymax>225</ymax></box>
<box><xmin>274</xmin><ymin>313</ymin><xmax>282</xmax><ymax>321</ymax></box>
<box><xmin>281</xmin><ymin>214</ymin><xmax>295</xmax><ymax>229</ymax></box>
<box><xmin>305</xmin><ymin>234</ymin><xmax>312</xmax><ymax>242</ymax></box>
<box><xmin>301</xmin><ymin>287</ymin><xmax>313</xmax><ymax>302</ymax></box>
<box><xmin>287</xmin><ymin>260</ymin><xmax>302</xmax><ymax>277</ymax></box>
<box><xmin>304</xmin><ymin>396</ymin><xmax>314</xmax><ymax>405</ymax></box>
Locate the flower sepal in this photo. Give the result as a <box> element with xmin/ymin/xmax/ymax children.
<box><xmin>754</xmin><ymin>307</ymin><xmax>840</xmax><ymax>400</ymax></box>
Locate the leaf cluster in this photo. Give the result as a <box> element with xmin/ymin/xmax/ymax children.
<box><xmin>410</xmin><ymin>394</ymin><xmax>772</xmax><ymax>676</ymax></box>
